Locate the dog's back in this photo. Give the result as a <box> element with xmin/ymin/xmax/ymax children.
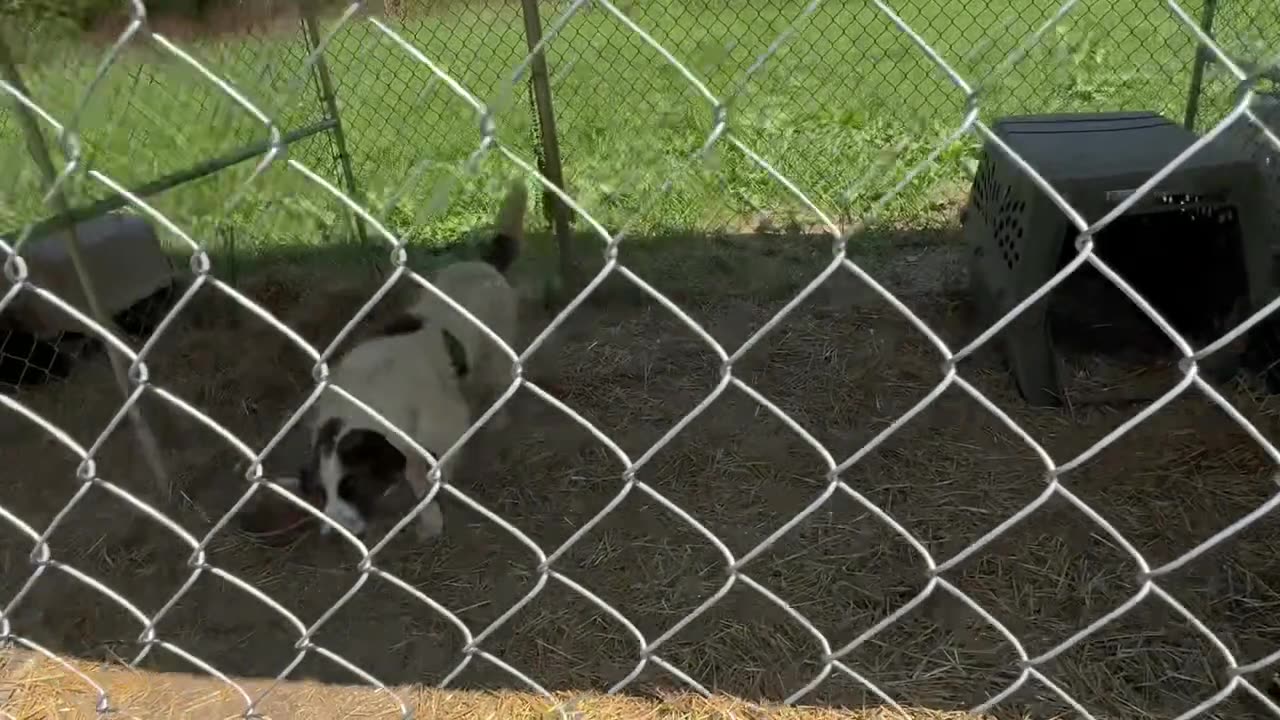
<box><xmin>414</xmin><ymin>262</ymin><xmax>517</xmax><ymax>346</ymax></box>
<box><xmin>318</xmin><ymin>178</ymin><xmax>528</xmax><ymax>443</ymax></box>
<box><xmin>414</xmin><ymin>179</ymin><xmax>527</xmax><ymax>367</ymax></box>
<box><xmin>316</xmin><ymin>326</ymin><xmax>470</xmax><ymax>458</ymax></box>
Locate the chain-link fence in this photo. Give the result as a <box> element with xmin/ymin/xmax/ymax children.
<box><xmin>321</xmin><ymin>0</ymin><xmax>1278</xmax><ymax>234</ymax></box>
<box><xmin>0</xmin><ymin>6</ymin><xmax>342</xmax><ymax>230</ymax></box>
<box><xmin>2</xmin><ymin>0</ymin><xmax>1274</xmax><ymax>243</ymax></box>
<box><xmin>2</xmin><ymin>0</ymin><xmax>1280</xmax><ymax>718</ymax></box>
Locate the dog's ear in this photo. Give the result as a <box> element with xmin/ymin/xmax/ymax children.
<box><xmin>316</xmin><ymin>417</ymin><xmax>344</xmax><ymax>454</ymax></box>
<box><xmin>335</xmin><ymin>429</ymin><xmax>406</xmax><ymax>511</ymax></box>
<box><xmin>337</xmin><ymin>429</ymin><xmax>406</xmax><ymax>479</ymax></box>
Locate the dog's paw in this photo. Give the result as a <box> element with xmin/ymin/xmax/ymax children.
<box><xmin>415</xmin><ymin>502</ymin><xmax>445</xmax><ymax>541</ymax></box>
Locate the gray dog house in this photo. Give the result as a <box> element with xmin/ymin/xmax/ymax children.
<box><xmin>0</xmin><ymin>213</ymin><xmax>177</xmax><ymax>387</ymax></box>
<box><xmin>964</xmin><ymin>111</ymin><xmax>1278</xmax><ymax>406</ymax></box>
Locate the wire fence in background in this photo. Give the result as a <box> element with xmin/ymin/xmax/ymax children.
<box><xmin>0</xmin><ymin>9</ymin><xmax>342</xmax><ymax>230</ymax></box>
<box><xmin>326</xmin><ymin>0</ymin><xmax>1277</xmax><ymax>232</ymax></box>
<box><xmin>2</xmin><ymin>0</ymin><xmax>1274</xmax><ymax>240</ymax></box>
<box><xmin>1</xmin><ymin>1</ymin><xmax>1280</xmax><ymax>719</ymax></box>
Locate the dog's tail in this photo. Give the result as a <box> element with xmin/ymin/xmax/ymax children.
<box><xmin>483</xmin><ymin>179</ymin><xmax>527</xmax><ymax>274</ymax></box>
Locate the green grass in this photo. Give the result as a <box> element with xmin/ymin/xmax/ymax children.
<box><xmin>0</xmin><ymin>0</ymin><xmax>1273</xmax><ymax>257</ymax></box>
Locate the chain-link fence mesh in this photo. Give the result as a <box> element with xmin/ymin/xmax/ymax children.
<box><xmin>326</xmin><ymin>0</ymin><xmax>1277</xmax><ymax>234</ymax></box>
<box><xmin>2</xmin><ymin>0</ymin><xmax>1280</xmax><ymax>718</ymax></box>
<box><xmin>0</xmin><ymin>7</ymin><xmax>342</xmax><ymax>231</ymax></box>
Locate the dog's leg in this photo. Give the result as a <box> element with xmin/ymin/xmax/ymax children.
<box><xmin>480</xmin><ymin>352</ymin><xmax>515</xmax><ymax>432</ymax></box>
<box><xmin>405</xmin><ymin>452</ymin><xmax>445</xmax><ymax>540</ymax></box>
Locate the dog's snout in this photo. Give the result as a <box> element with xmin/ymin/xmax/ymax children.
<box><xmin>321</xmin><ymin>496</ymin><xmax>369</xmax><ymax>539</ymax></box>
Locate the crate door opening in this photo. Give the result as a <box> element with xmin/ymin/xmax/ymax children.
<box><xmin>1049</xmin><ymin>195</ymin><xmax>1250</xmax><ymax>388</ymax></box>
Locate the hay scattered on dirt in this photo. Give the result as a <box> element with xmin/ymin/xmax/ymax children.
<box><xmin>4</xmin><ymin>232</ymin><xmax>1280</xmax><ymax>719</ymax></box>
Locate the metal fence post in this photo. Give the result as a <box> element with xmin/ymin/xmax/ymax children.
<box><xmin>300</xmin><ymin>2</ymin><xmax>369</xmax><ymax>248</ymax></box>
<box><xmin>0</xmin><ymin>31</ymin><xmax>172</xmax><ymax>500</ymax></box>
<box><xmin>518</xmin><ymin>0</ymin><xmax>578</xmax><ymax>297</ymax></box>
<box><xmin>1183</xmin><ymin>0</ymin><xmax>1221</xmax><ymax>130</ymax></box>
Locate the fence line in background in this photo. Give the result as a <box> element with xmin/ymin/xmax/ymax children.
<box><xmin>6</xmin><ymin>0</ymin><xmax>1273</xmax><ymax>256</ymax></box>
<box><xmin>1</xmin><ymin>1</ymin><xmax>1279</xmax><ymax>719</ymax></box>
<box><xmin>301</xmin><ymin>2</ymin><xmax>369</xmax><ymax>249</ymax></box>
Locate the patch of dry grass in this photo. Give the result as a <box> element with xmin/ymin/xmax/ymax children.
<box><xmin>0</xmin><ymin>648</ymin><xmax>987</xmax><ymax>719</ymax></box>
<box><xmin>4</xmin><ymin>231</ymin><xmax>1280</xmax><ymax>719</ymax></box>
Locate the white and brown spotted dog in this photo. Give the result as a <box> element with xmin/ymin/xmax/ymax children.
<box><xmin>280</xmin><ymin>180</ymin><xmax>527</xmax><ymax>541</ymax></box>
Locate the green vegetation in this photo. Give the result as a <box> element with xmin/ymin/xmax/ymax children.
<box><xmin>0</xmin><ymin>0</ymin><xmax>1270</xmax><ymax>256</ymax></box>
<box><xmin>2</xmin><ymin>0</ymin><xmax>263</xmax><ymax>29</ymax></box>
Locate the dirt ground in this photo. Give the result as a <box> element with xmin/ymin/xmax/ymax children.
<box><xmin>4</xmin><ymin>226</ymin><xmax>1280</xmax><ymax>719</ymax></box>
